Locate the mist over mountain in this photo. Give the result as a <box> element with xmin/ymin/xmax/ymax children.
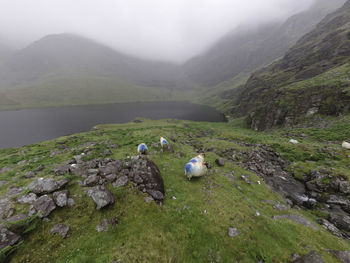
<box><xmin>183</xmin><ymin>0</ymin><xmax>346</xmax><ymax>86</ymax></box>
<box><xmin>0</xmin><ymin>34</ymin><xmax>187</xmax><ymax>90</ymax></box>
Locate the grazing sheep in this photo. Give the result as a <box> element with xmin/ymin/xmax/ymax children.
<box><xmin>185</xmin><ymin>161</ymin><xmax>208</xmax><ymax>180</ymax></box>
<box><xmin>160</xmin><ymin>137</ymin><xmax>168</xmax><ymax>148</ymax></box>
<box><xmin>342</xmin><ymin>141</ymin><xmax>350</xmax><ymax>150</ymax></box>
<box><xmin>189</xmin><ymin>153</ymin><xmax>205</xmax><ymax>163</ymax></box>
<box><xmin>137</xmin><ymin>143</ymin><xmax>148</xmax><ymax>155</ymax></box>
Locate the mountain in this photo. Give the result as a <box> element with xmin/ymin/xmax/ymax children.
<box><xmin>0</xmin><ymin>43</ymin><xmax>14</xmax><ymax>61</ymax></box>
<box><xmin>0</xmin><ymin>34</ymin><xmax>187</xmax><ymax>90</ymax></box>
<box><xmin>183</xmin><ymin>0</ymin><xmax>346</xmax><ymax>87</ymax></box>
<box><xmin>230</xmin><ymin>0</ymin><xmax>350</xmax><ymax>130</ymax></box>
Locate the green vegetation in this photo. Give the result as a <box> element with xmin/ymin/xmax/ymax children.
<box><xmin>0</xmin><ymin>116</ymin><xmax>349</xmax><ymax>262</ymax></box>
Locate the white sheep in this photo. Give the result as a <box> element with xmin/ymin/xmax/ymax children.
<box><xmin>137</xmin><ymin>143</ymin><xmax>148</xmax><ymax>154</ymax></box>
<box><xmin>185</xmin><ymin>161</ymin><xmax>208</xmax><ymax>180</ymax></box>
<box><xmin>160</xmin><ymin>137</ymin><xmax>168</xmax><ymax>148</ymax></box>
<box><xmin>342</xmin><ymin>141</ymin><xmax>350</xmax><ymax>150</ymax></box>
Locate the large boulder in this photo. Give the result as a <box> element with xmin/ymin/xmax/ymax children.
<box><xmin>27</xmin><ymin>178</ymin><xmax>68</xmax><ymax>195</ymax></box>
<box><xmin>86</xmin><ymin>185</ymin><xmax>115</xmax><ymax>210</ymax></box>
<box><xmin>16</xmin><ymin>193</ymin><xmax>37</xmax><ymax>204</ymax></box>
<box><xmin>32</xmin><ymin>195</ymin><xmax>56</xmax><ymax>218</ymax></box>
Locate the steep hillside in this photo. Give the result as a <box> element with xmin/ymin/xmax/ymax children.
<box><xmin>0</xmin><ymin>34</ymin><xmax>188</xmax><ymax>91</ymax></box>
<box><xmin>230</xmin><ymin>0</ymin><xmax>350</xmax><ymax>130</ymax></box>
<box><xmin>183</xmin><ymin>0</ymin><xmax>346</xmax><ymax>87</ymax></box>
<box><xmin>0</xmin><ymin>117</ymin><xmax>350</xmax><ymax>262</ymax></box>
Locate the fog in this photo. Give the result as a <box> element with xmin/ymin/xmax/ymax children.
<box><xmin>0</xmin><ymin>0</ymin><xmax>315</xmax><ymax>62</ymax></box>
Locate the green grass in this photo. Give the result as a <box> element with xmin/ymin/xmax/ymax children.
<box><xmin>0</xmin><ymin>117</ymin><xmax>349</xmax><ymax>262</ymax></box>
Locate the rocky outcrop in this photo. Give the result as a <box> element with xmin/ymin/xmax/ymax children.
<box><xmin>27</xmin><ymin>178</ymin><xmax>69</xmax><ymax>195</ymax></box>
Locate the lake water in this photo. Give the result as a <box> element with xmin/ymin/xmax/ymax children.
<box><xmin>0</xmin><ymin>101</ymin><xmax>225</xmax><ymax>149</ymax></box>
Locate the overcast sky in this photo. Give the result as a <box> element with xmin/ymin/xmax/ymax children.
<box><xmin>0</xmin><ymin>0</ymin><xmax>315</xmax><ymax>62</ymax></box>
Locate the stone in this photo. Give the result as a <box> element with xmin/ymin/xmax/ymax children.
<box><xmin>105</xmin><ymin>174</ymin><xmax>117</xmax><ymax>182</ymax></box>
<box><xmin>35</xmin><ymin>164</ymin><xmax>45</xmax><ymax>172</ymax></box>
<box><xmin>16</xmin><ymin>193</ymin><xmax>37</xmax><ymax>204</ymax></box>
<box><xmin>0</xmin><ymin>228</ymin><xmax>21</xmax><ymax>251</ymax></box>
<box><xmin>144</xmin><ymin>196</ymin><xmax>154</xmax><ymax>203</ymax></box>
<box><xmin>32</xmin><ymin>195</ymin><xmax>56</xmax><ymax>218</ymax></box>
<box><xmin>240</xmin><ymin>175</ymin><xmax>251</xmax><ymax>184</ymax></box>
<box><xmin>87</xmin><ymin>185</ymin><xmax>115</xmax><ymax>210</ymax></box>
<box><xmin>69</xmin><ymin>165</ymin><xmax>83</xmax><ymax>176</ymax></box>
<box><xmin>57</xmin><ymin>179</ymin><xmax>70</xmax><ymax>189</ymax></box>
<box><xmin>147</xmin><ymin>190</ymin><xmax>165</xmax><ymax>201</ymax></box>
<box><xmin>329</xmin><ymin>250</ymin><xmax>350</xmax><ymax>263</ymax></box>
<box><xmin>84</xmin><ymin>174</ymin><xmax>100</xmax><ymax>186</ymax></box>
<box><xmin>0</xmin><ymin>199</ymin><xmax>14</xmax><ymax>219</ymax></box>
<box><xmin>27</xmin><ymin>178</ymin><xmax>60</xmax><ymax>194</ymax></box>
<box><xmin>50</xmin><ymin>223</ymin><xmax>69</xmax><ymax>238</ymax></box>
<box><xmin>112</xmin><ymin>176</ymin><xmax>129</xmax><ymax>188</ymax></box>
<box><xmin>67</xmin><ymin>198</ymin><xmax>75</xmax><ymax>207</ymax></box>
<box><xmin>52</xmin><ymin>165</ymin><xmax>70</xmax><ymax>176</ymax></box>
<box><xmin>53</xmin><ymin>190</ymin><xmax>69</xmax><ymax>207</ymax></box>
<box><xmin>273</xmin><ymin>214</ymin><xmax>318</xmax><ymax>230</ymax></box>
<box><xmin>273</xmin><ymin>203</ymin><xmax>289</xmax><ymax>211</ymax></box>
<box><xmin>103</xmin><ymin>149</ymin><xmax>113</xmax><ymax>156</ymax></box>
<box><xmin>291</xmin><ymin>251</ymin><xmax>324</xmax><ymax>263</ymax></box>
<box><xmin>339</xmin><ymin>181</ymin><xmax>350</xmax><ymax>194</ymax></box>
<box><xmin>317</xmin><ymin>218</ymin><xmax>343</xmax><ymax>238</ymax></box>
<box><xmin>6</xmin><ymin>187</ymin><xmax>24</xmax><ymax>198</ymax></box>
<box><xmin>227</xmin><ymin>227</ymin><xmax>238</xmax><ymax>238</ymax></box>
<box><xmin>329</xmin><ymin>213</ymin><xmax>350</xmax><ymax>232</ymax></box>
<box><xmin>24</xmin><ymin>171</ymin><xmax>35</xmax><ymax>178</ymax></box>
<box><xmin>96</xmin><ymin>219</ymin><xmax>108</xmax><ymax>232</ymax></box>
<box><xmin>215</xmin><ymin>158</ymin><xmax>225</xmax><ymax>167</ymax></box>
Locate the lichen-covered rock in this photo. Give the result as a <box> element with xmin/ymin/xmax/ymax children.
<box><xmin>112</xmin><ymin>176</ymin><xmax>128</xmax><ymax>188</ymax></box>
<box><xmin>53</xmin><ymin>190</ymin><xmax>69</xmax><ymax>207</ymax></box>
<box><xmin>86</xmin><ymin>185</ymin><xmax>115</xmax><ymax>210</ymax></box>
<box><xmin>0</xmin><ymin>228</ymin><xmax>21</xmax><ymax>251</ymax></box>
<box><xmin>50</xmin><ymin>223</ymin><xmax>69</xmax><ymax>238</ymax></box>
<box><xmin>27</xmin><ymin>178</ymin><xmax>62</xmax><ymax>194</ymax></box>
<box><xmin>83</xmin><ymin>174</ymin><xmax>100</xmax><ymax>186</ymax></box>
<box><xmin>291</xmin><ymin>251</ymin><xmax>324</xmax><ymax>263</ymax></box>
<box><xmin>32</xmin><ymin>195</ymin><xmax>56</xmax><ymax>218</ymax></box>
<box><xmin>16</xmin><ymin>193</ymin><xmax>37</xmax><ymax>204</ymax></box>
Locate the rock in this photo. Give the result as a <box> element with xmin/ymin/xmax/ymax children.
<box><xmin>240</xmin><ymin>175</ymin><xmax>251</xmax><ymax>184</ymax></box>
<box><xmin>329</xmin><ymin>250</ymin><xmax>350</xmax><ymax>263</ymax></box>
<box><xmin>50</xmin><ymin>223</ymin><xmax>69</xmax><ymax>238</ymax></box>
<box><xmin>273</xmin><ymin>214</ymin><xmax>318</xmax><ymax>230</ymax></box>
<box><xmin>32</xmin><ymin>195</ymin><xmax>56</xmax><ymax>218</ymax></box>
<box><xmin>53</xmin><ymin>190</ymin><xmax>69</xmax><ymax>207</ymax></box>
<box><xmin>147</xmin><ymin>190</ymin><xmax>164</xmax><ymax>201</ymax></box>
<box><xmin>105</xmin><ymin>174</ymin><xmax>117</xmax><ymax>182</ymax></box>
<box><xmin>67</xmin><ymin>198</ymin><xmax>75</xmax><ymax>207</ymax></box>
<box><xmin>96</xmin><ymin>219</ymin><xmax>108</xmax><ymax>232</ymax></box>
<box><xmin>289</xmin><ymin>139</ymin><xmax>299</xmax><ymax>144</ymax></box>
<box><xmin>112</xmin><ymin>176</ymin><xmax>129</xmax><ymax>188</ymax></box>
<box><xmin>6</xmin><ymin>187</ymin><xmax>24</xmax><ymax>198</ymax></box>
<box><xmin>24</xmin><ymin>171</ymin><xmax>35</xmax><ymax>178</ymax></box>
<box><xmin>103</xmin><ymin>149</ymin><xmax>113</xmax><ymax>156</ymax></box>
<box><xmin>16</xmin><ymin>193</ymin><xmax>37</xmax><ymax>204</ymax></box>
<box><xmin>34</xmin><ymin>164</ymin><xmax>45</xmax><ymax>172</ymax></box>
<box><xmin>329</xmin><ymin>213</ymin><xmax>350</xmax><ymax>232</ymax></box>
<box><xmin>52</xmin><ymin>165</ymin><xmax>70</xmax><ymax>176</ymax></box>
<box><xmin>57</xmin><ymin>179</ymin><xmax>70</xmax><ymax>189</ymax></box>
<box><xmin>86</xmin><ymin>185</ymin><xmax>115</xmax><ymax>210</ymax></box>
<box><xmin>215</xmin><ymin>158</ymin><xmax>225</xmax><ymax>167</ymax></box>
<box><xmin>6</xmin><ymin>214</ymin><xmax>28</xmax><ymax>224</ymax></box>
<box><xmin>227</xmin><ymin>227</ymin><xmax>238</xmax><ymax>238</ymax></box>
<box><xmin>0</xmin><ymin>199</ymin><xmax>14</xmax><ymax>219</ymax></box>
<box><xmin>273</xmin><ymin>203</ymin><xmax>289</xmax><ymax>211</ymax></box>
<box><xmin>27</xmin><ymin>178</ymin><xmax>61</xmax><ymax>194</ymax></box>
<box><xmin>69</xmin><ymin>165</ymin><xmax>83</xmax><ymax>176</ymax></box>
<box><xmin>291</xmin><ymin>251</ymin><xmax>324</xmax><ymax>263</ymax></box>
<box><xmin>0</xmin><ymin>228</ymin><xmax>21</xmax><ymax>251</ymax></box>
<box><xmin>144</xmin><ymin>196</ymin><xmax>154</xmax><ymax>203</ymax></box>
<box><xmin>84</xmin><ymin>174</ymin><xmax>100</xmax><ymax>186</ymax></box>
<box><xmin>317</xmin><ymin>218</ymin><xmax>343</xmax><ymax>238</ymax></box>
<box><xmin>339</xmin><ymin>181</ymin><xmax>350</xmax><ymax>194</ymax></box>
<box><xmin>327</xmin><ymin>196</ymin><xmax>350</xmax><ymax>212</ymax></box>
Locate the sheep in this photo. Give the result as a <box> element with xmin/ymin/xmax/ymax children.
<box><xmin>189</xmin><ymin>153</ymin><xmax>205</xmax><ymax>163</ymax></box>
<box><xmin>160</xmin><ymin>137</ymin><xmax>168</xmax><ymax>148</ymax></box>
<box><xmin>342</xmin><ymin>141</ymin><xmax>350</xmax><ymax>150</ymax></box>
<box><xmin>137</xmin><ymin>143</ymin><xmax>148</xmax><ymax>155</ymax></box>
<box><xmin>185</xmin><ymin>161</ymin><xmax>208</xmax><ymax>180</ymax></box>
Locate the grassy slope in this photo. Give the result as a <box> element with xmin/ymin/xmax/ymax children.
<box><xmin>0</xmin><ymin>117</ymin><xmax>349</xmax><ymax>263</ymax></box>
<box><xmin>0</xmin><ymin>74</ymin><xmax>200</xmax><ymax>111</ymax></box>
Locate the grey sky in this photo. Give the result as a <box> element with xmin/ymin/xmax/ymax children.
<box><xmin>0</xmin><ymin>0</ymin><xmax>315</xmax><ymax>62</ymax></box>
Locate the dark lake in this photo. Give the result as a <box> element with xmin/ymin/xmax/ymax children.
<box><xmin>0</xmin><ymin>101</ymin><xmax>225</xmax><ymax>149</ymax></box>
